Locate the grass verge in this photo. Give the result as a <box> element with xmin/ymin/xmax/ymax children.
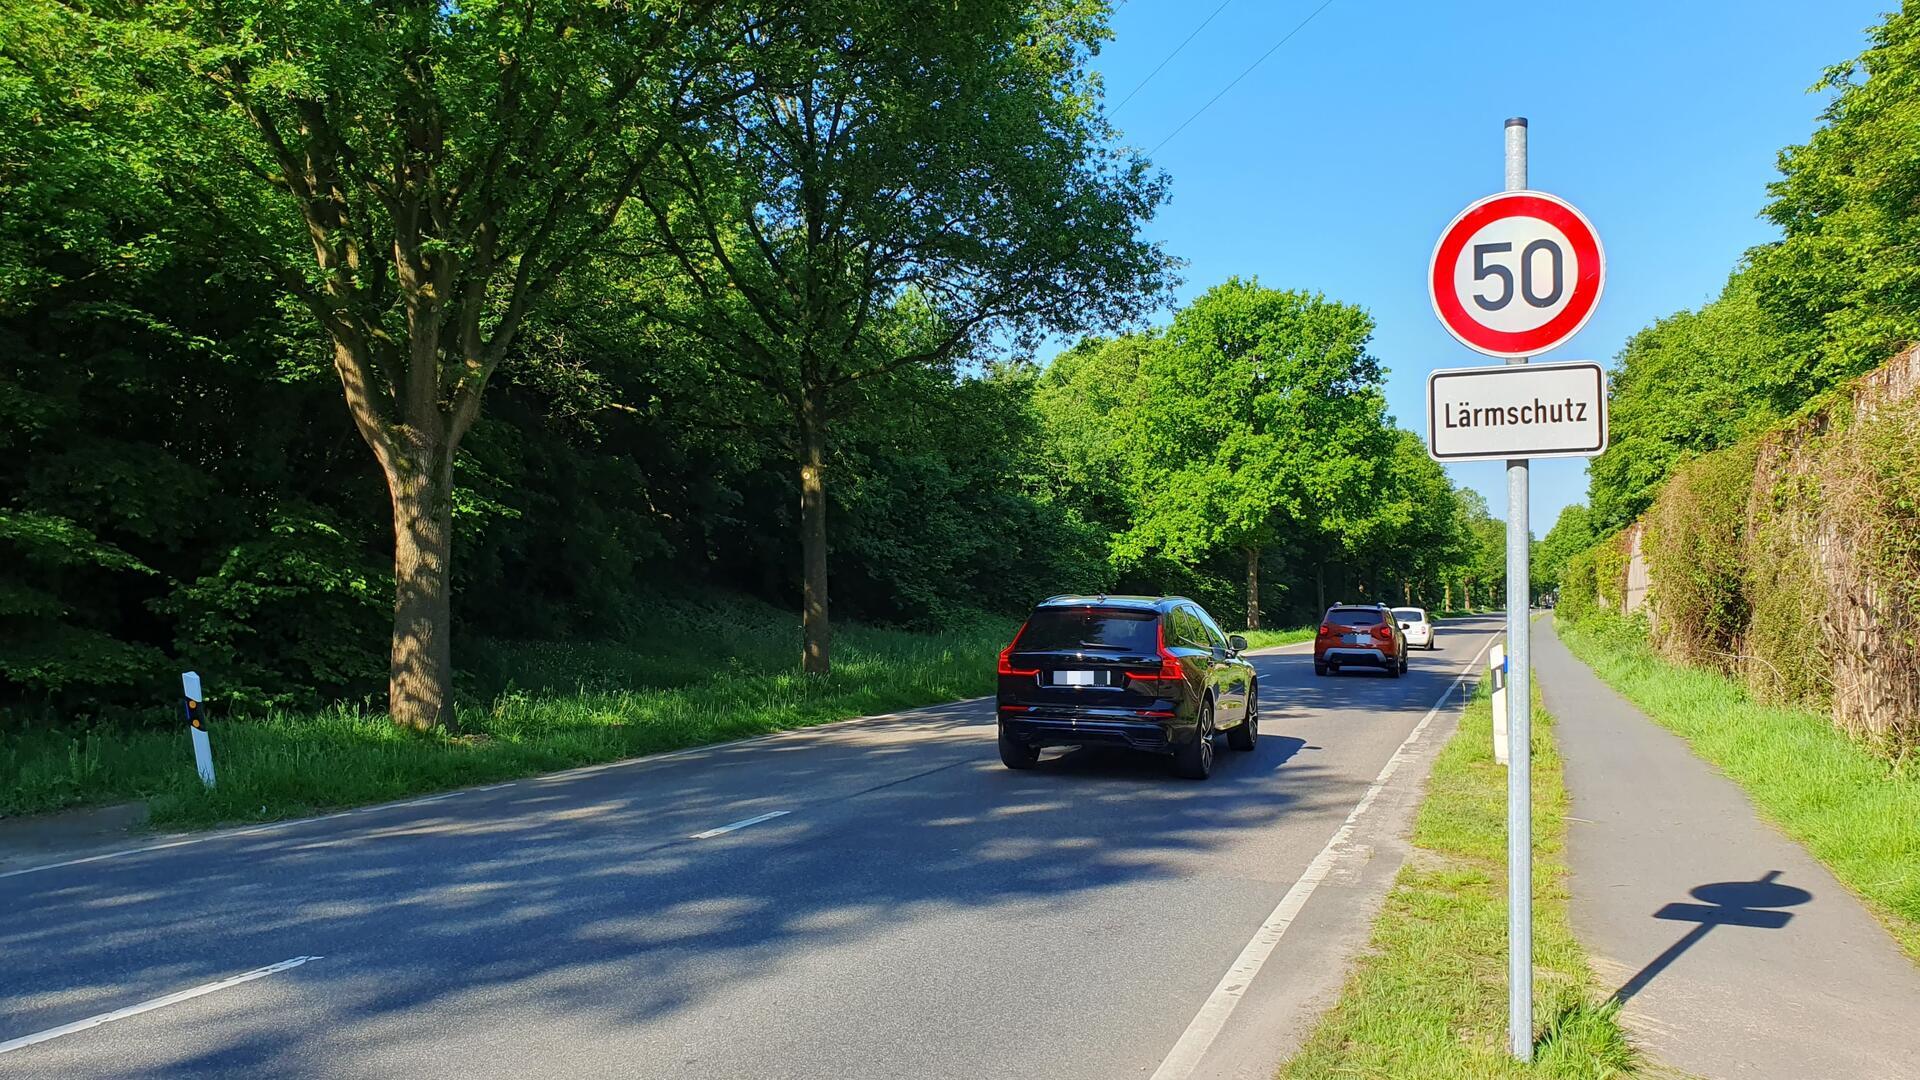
<box><xmin>1557</xmin><ymin>612</ymin><xmax>1920</xmax><ymax>962</ymax></box>
<box><xmin>1279</xmin><ymin>679</ymin><xmax>1642</xmax><ymax>1079</ymax></box>
<box><xmin>1242</xmin><ymin>625</ymin><xmax>1315</xmax><ymax>649</ymax></box>
<box><xmin>1</xmin><ymin>605</ymin><xmax>1016</xmax><ymax>830</ymax></box>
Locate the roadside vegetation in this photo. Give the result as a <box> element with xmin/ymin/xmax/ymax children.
<box><xmin>0</xmin><ymin>0</ymin><xmax>1516</xmax><ymax>799</ymax></box>
<box><xmin>0</xmin><ymin>597</ymin><xmax>1016</xmax><ymax>828</ymax></box>
<box><xmin>1536</xmin><ymin>8</ymin><xmax>1920</xmax><ymax>762</ymax></box>
<box><xmin>1280</xmin><ymin>681</ymin><xmax>1641</xmax><ymax>1079</ymax></box>
<box><xmin>1557</xmin><ymin>612</ymin><xmax>1920</xmax><ymax>961</ymax></box>
<box><xmin>1240</xmin><ymin>627</ymin><xmax>1316</xmax><ymax>650</ymax></box>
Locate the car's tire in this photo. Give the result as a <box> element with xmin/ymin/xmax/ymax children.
<box><xmin>1228</xmin><ymin>686</ymin><xmax>1257</xmax><ymax>751</ymax></box>
<box><xmin>1429</xmin><ymin>639</ymin><xmax>1437</xmax><ymax>650</ymax></box>
<box><xmin>1172</xmin><ymin>700</ymin><xmax>1216</xmax><ymax>779</ymax></box>
<box><xmin>998</xmin><ymin>727</ymin><xmax>1039</xmax><ymax>770</ymax></box>
<box><xmin>1400</xmin><ymin>655</ymin><xmax>1410</xmax><ymax>674</ymax></box>
<box><xmin>1313</xmin><ymin>661</ymin><xmax>1328</xmax><ymax>677</ymax></box>
<box><xmin>1388</xmin><ymin>655</ymin><xmax>1403</xmax><ymax>678</ymax></box>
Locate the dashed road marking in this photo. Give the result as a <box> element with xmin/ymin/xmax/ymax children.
<box><xmin>689</xmin><ymin>811</ymin><xmax>790</xmax><ymax>840</ymax></box>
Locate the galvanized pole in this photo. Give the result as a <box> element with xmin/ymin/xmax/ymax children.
<box><xmin>1503</xmin><ymin>115</ymin><xmax>1534</xmax><ymax>1062</ymax></box>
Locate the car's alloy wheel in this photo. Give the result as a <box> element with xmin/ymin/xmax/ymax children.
<box><xmin>1228</xmin><ymin>687</ymin><xmax>1257</xmax><ymax>751</ymax></box>
<box><xmin>1173</xmin><ymin>701</ymin><xmax>1215</xmax><ymax>779</ymax></box>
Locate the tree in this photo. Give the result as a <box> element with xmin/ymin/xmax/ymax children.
<box><xmin>1453</xmin><ymin>489</ymin><xmax>1507</xmax><ymax>611</ymax></box>
<box><xmin>57</xmin><ymin>0</ymin><xmax>749</xmax><ymax>727</ymax></box>
<box><xmin>622</xmin><ymin>0</ymin><xmax>1170</xmax><ymax>672</ymax></box>
<box><xmin>1751</xmin><ymin>5</ymin><xmax>1920</xmax><ymax>397</ymax></box>
<box><xmin>1112</xmin><ymin>280</ymin><xmax>1386</xmax><ymax>629</ymax></box>
<box><xmin>1347</xmin><ymin>430</ymin><xmax>1471</xmax><ymax>609</ymax></box>
<box><xmin>1534</xmin><ymin>503</ymin><xmax>1597</xmax><ymax>597</ymax></box>
<box><xmin>1587</xmin><ymin>272</ymin><xmax>1781</xmax><ymax>532</ymax></box>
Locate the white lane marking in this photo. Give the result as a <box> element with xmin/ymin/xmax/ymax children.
<box><xmin>689</xmin><ymin>810</ymin><xmax>790</xmax><ymax>840</ymax></box>
<box><xmin>0</xmin><ymin>839</ymin><xmax>203</xmax><ymax>881</ymax></box>
<box><xmin>1148</xmin><ymin>632</ymin><xmax>1500</xmax><ymax>1080</ymax></box>
<box><xmin>0</xmin><ymin>955</ymin><xmax>323</xmax><ymax>1056</ymax></box>
<box><xmin>0</xmin><ymin>697</ymin><xmax>994</xmax><ymax>881</ymax></box>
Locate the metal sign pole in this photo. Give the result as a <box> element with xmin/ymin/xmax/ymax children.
<box><xmin>1502</xmin><ymin>115</ymin><xmax>1535</xmax><ymax>1062</ymax></box>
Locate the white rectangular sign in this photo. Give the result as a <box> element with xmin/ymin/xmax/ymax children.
<box><xmin>1425</xmin><ymin>360</ymin><xmax>1607</xmax><ymax>462</ymax></box>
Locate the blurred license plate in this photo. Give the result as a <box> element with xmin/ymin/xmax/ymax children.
<box><xmin>1345</xmin><ymin>633</ymin><xmax>1369</xmax><ymax>645</ymax></box>
<box><xmin>1052</xmin><ymin>670</ymin><xmax>1097</xmax><ymax>686</ymax></box>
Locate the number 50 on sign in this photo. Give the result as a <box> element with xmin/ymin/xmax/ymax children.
<box><xmin>1429</xmin><ymin>190</ymin><xmax>1604</xmax><ymax>359</ymax></box>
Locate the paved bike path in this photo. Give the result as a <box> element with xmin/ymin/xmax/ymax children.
<box><xmin>1535</xmin><ymin>617</ymin><xmax>1920</xmax><ymax>1080</ymax></box>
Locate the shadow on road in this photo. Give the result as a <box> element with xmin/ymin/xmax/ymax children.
<box><xmin>0</xmin><ymin>618</ymin><xmax>1502</xmax><ymax>1075</ymax></box>
<box><xmin>1610</xmin><ymin>870</ymin><xmax>1812</xmax><ymax>1007</ymax></box>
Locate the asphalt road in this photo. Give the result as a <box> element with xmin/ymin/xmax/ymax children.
<box><xmin>0</xmin><ymin>617</ymin><xmax>1502</xmax><ymax>1080</ymax></box>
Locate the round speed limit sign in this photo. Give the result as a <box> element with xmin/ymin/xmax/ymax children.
<box><xmin>1429</xmin><ymin>190</ymin><xmax>1604</xmax><ymax>358</ymax></box>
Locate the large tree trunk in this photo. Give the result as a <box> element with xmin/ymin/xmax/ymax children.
<box><xmin>798</xmin><ymin>394</ymin><xmax>831</xmax><ymax>675</ymax></box>
<box><xmin>385</xmin><ymin>437</ymin><xmax>455</xmax><ymax>731</ymax></box>
<box><xmin>1244</xmin><ymin>545</ymin><xmax>1261</xmax><ymax>630</ymax></box>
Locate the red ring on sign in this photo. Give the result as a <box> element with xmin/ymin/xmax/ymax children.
<box><xmin>1429</xmin><ymin>191</ymin><xmax>1604</xmax><ymax>358</ymax></box>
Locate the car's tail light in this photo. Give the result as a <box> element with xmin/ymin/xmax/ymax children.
<box><xmin>1372</xmin><ymin>624</ymin><xmax>1393</xmax><ymax>640</ymax></box>
<box><xmin>998</xmin><ymin>623</ymin><xmax>1038</xmax><ymax>677</ymax></box>
<box><xmin>1319</xmin><ymin>623</ymin><xmax>1334</xmax><ymax>636</ymax></box>
<box><xmin>1129</xmin><ymin>620</ymin><xmax>1186</xmax><ymax>684</ymax></box>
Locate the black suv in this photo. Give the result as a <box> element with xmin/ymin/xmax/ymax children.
<box><xmin>996</xmin><ymin>595</ymin><xmax>1259</xmax><ymax>779</ymax></box>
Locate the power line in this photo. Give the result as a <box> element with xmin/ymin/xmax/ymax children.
<box><xmin>1147</xmin><ymin>0</ymin><xmax>1340</xmax><ymax>156</ymax></box>
<box><xmin>1110</xmin><ymin>0</ymin><xmax>1237</xmax><ymax>115</ymax></box>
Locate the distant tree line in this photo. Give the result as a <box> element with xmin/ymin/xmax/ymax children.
<box><xmin>0</xmin><ymin>0</ymin><xmax>1503</xmax><ymax>728</ymax></box>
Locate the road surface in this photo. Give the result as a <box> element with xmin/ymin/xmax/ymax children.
<box><xmin>0</xmin><ymin>618</ymin><xmax>1501</xmax><ymax>1079</ymax></box>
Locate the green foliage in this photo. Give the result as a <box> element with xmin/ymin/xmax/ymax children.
<box><xmin>1</xmin><ymin>597</ymin><xmax>1018</xmax><ymax>824</ymax></box>
<box><xmin>1588</xmin><ymin>274</ymin><xmax>1783</xmax><ymax>532</ymax></box>
<box><xmin>1751</xmin><ymin>6</ymin><xmax>1920</xmax><ymax>396</ymax></box>
<box><xmin>1030</xmin><ymin>284</ymin><xmax>1487</xmax><ymax>628</ymax></box>
<box><xmin>1642</xmin><ymin>442</ymin><xmax>1760</xmax><ymax>670</ymax></box>
<box><xmin>1556</xmin><ymin>545</ymin><xmax>1602</xmax><ymax>626</ymax></box>
<box><xmin>1593</xmin><ymin>532</ymin><xmax>1630</xmax><ymax>615</ymax></box>
<box><xmin>1535</xmin><ymin>505</ymin><xmax>1596</xmax><ymax>597</ymax></box>
<box><xmin>1113</xmin><ymin>279</ymin><xmax>1386</xmax><ymax>570</ymax></box>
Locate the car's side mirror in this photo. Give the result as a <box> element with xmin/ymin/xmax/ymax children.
<box><xmin>1400</xmin><ymin>622</ymin><xmax>1411</xmax><ymax>630</ymax></box>
<box><xmin>1227</xmin><ymin>634</ymin><xmax>1248</xmax><ymax>654</ymax></box>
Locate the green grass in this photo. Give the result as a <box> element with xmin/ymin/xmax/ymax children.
<box><xmin>0</xmin><ymin>601</ymin><xmax>1017</xmax><ymax>830</ymax></box>
<box><xmin>1557</xmin><ymin>612</ymin><xmax>1920</xmax><ymax>962</ymax></box>
<box><xmin>1279</xmin><ymin>680</ymin><xmax>1644</xmax><ymax>1079</ymax></box>
<box><xmin>1241</xmin><ymin>625</ymin><xmax>1315</xmax><ymax>649</ymax></box>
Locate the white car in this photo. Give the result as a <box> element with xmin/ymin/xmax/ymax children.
<box><xmin>1393</xmin><ymin>607</ymin><xmax>1435</xmax><ymax>650</ymax></box>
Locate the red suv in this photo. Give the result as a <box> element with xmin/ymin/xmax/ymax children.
<box><xmin>1313</xmin><ymin>604</ymin><xmax>1408</xmax><ymax>677</ymax></box>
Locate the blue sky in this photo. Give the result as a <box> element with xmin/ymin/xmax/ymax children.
<box><xmin>1076</xmin><ymin>0</ymin><xmax>1890</xmax><ymax>533</ymax></box>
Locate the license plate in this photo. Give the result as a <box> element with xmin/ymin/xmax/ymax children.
<box><xmin>1345</xmin><ymin>633</ymin><xmax>1369</xmax><ymax>645</ymax></box>
<box><xmin>1052</xmin><ymin>670</ymin><xmax>1097</xmax><ymax>686</ymax></box>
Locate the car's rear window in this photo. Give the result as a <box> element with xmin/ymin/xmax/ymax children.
<box><xmin>1018</xmin><ymin>608</ymin><xmax>1160</xmax><ymax>652</ymax></box>
<box><xmin>1326</xmin><ymin>607</ymin><xmax>1385</xmax><ymax>628</ymax></box>
<box><xmin>1393</xmin><ymin>608</ymin><xmax>1426</xmax><ymax>622</ymax></box>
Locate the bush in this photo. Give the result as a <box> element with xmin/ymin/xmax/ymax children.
<box><xmin>1642</xmin><ymin>441</ymin><xmax>1759</xmax><ymax>670</ymax></box>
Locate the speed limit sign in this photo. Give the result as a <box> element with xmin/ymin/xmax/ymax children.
<box><xmin>1429</xmin><ymin>190</ymin><xmax>1604</xmax><ymax>357</ymax></box>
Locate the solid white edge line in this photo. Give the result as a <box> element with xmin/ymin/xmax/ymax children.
<box><xmin>0</xmin><ymin>955</ymin><xmax>323</xmax><ymax>1056</ymax></box>
<box><xmin>1147</xmin><ymin>631</ymin><xmax>1500</xmax><ymax>1080</ymax></box>
<box><xmin>689</xmin><ymin>810</ymin><xmax>790</xmax><ymax>840</ymax></box>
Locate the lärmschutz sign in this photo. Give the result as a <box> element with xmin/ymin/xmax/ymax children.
<box><xmin>1425</xmin><ymin>360</ymin><xmax>1608</xmax><ymax>463</ymax></box>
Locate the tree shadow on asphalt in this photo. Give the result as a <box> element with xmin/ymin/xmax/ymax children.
<box><xmin>0</xmin><ymin>631</ymin><xmax>1496</xmax><ymax>1076</ymax></box>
